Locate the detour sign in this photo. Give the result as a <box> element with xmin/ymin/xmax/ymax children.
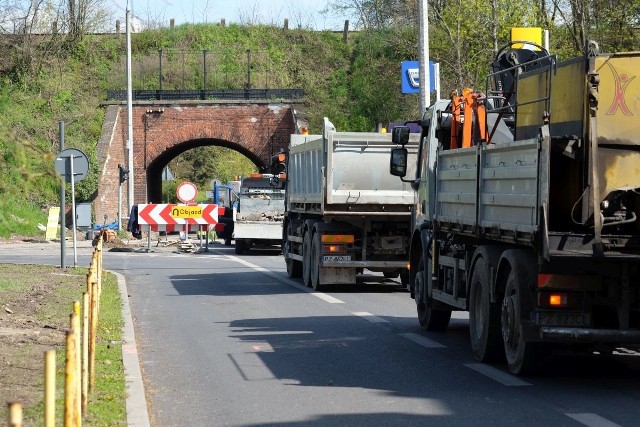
<box><xmin>171</xmin><ymin>206</ymin><xmax>203</xmax><ymax>219</ymax></box>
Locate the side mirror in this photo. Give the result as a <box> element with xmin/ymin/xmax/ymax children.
<box><xmin>391</xmin><ymin>126</ymin><xmax>410</xmax><ymax>146</ymax></box>
<box><xmin>390</xmin><ymin>147</ymin><xmax>408</xmax><ymax>177</ymax></box>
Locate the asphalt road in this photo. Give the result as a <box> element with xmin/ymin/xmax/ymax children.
<box><xmin>2</xmin><ymin>240</ymin><xmax>640</xmax><ymax>426</ymax></box>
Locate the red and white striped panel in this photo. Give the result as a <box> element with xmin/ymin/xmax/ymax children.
<box><xmin>137</xmin><ymin>204</ymin><xmax>224</xmax><ymax>232</ymax></box>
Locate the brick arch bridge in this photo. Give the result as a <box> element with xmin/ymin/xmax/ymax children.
<box><xmin>95</xmin><ymin>101</ymin><xmax>301</xmax><ymax>224</ymax></box>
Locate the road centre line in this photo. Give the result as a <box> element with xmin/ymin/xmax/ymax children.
<box><xmin>353</xmin><ymin>311</ymin><xmax>389</xmax><ymax>323</ymax></box>
<box><xmin>226</xmin><ymin>255</ymin><xmax>345</xmax><ymax>304</ymax></box>
<box><xmin>565</xmin><ymin>413</ymin><xmax>622</xmax><ymax>427</ymax></box>
<box><xmin>464</xmin><ymin>363</ymin><xmax>532</xmax><ymax>386</ymax></box>
<box><xmin>399</xmin><ymin>332</ymin><xmax>446</xmax><ymax>349</ymax></box>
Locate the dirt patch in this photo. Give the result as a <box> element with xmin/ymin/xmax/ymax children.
<box><xmin>0</xmin><ymin>263</ymin><xmax>85</xmax><ymax>418</ymax></box>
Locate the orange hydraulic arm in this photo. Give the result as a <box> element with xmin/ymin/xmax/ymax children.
<box><xmin>450</xmin><ymin>88</ymin><xmax>489</xmax><ymax>149</ymax></box>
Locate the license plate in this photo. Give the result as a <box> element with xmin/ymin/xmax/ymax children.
<box><xmin>536</xmin><ymin>311</ymin><xmax>590</xmax><ymax>326</ymax></box>
<box><xmin>323</xmin><ymin>255</ymin><xmax>352</xmax><ymax>263</ymax></box>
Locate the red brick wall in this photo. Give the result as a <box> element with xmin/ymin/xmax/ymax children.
<box><xmin>96</xmin><ymin>102</ymin><xmax>295</xmax><ymax>225</ymax></box>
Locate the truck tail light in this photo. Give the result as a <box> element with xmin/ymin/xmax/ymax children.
<box><xmin>538</xmin><ymin>291</ymin><xmax>577</xmax><ymax>308</ymax></box>
<box><xmin>323</xmin><ymin>244</ymin><xmax>346</xmax><ymax>254</ymax></box>
<box><xmin>549</xmin><ymin>294</ymin><xmax>568</xmax><ymax>307</ymax></box>
<box><xmin>321</xmin><ymin>234</ymin><xmax>355</xmax><ymax>244</ymax></box>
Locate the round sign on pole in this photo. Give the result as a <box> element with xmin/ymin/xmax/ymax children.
<box><xmin>176</xmin><ymin>181</ymin><xmax>198</xmax><ymax>203</ymax></box>
<box><xmin>55</xmin><ymin>148</ymin><xmax>90</xmax><ymax>183</ymax></box>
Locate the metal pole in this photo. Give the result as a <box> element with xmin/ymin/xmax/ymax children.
<box><xmin>126</xmin><ymin>9</ymin><xmax>134</xmax><ymax>212</ymax></box>
<box><xmin>118</xmin><ymin>177</ymin><xmax>122</xmax><ymax>231</ymax></box>
<box><xmin>418</xmin><ymin>0</ymin><xmax>431</xmax><ymax>114</ymax></box>
<box><xmin>246</xmin><ymin>49</ymin><xmax>251</xmax><ymax>88</ymax></box>
<box><xmin>158</xmin><ymin>49</ymin><xmax>163</xmax><ymax>98</ymax></box>
<box><xmin>70</xmin><ymin>155</ymin><xmax>78</xmax><ymax>267</ymax></box>
<box><xmin>59</xmin><ymin>121</ymin><xmax>66</xmax><ymax>269</ymax></box>
<box><xmin>434</xmin><ymin>62</ymin><xmax>441</xmax><ymax>101</ymax></box>
<box><xmin>203</xmin><ymin>50</ymin><xmax>207</xmax><ymax>91</ymax></box>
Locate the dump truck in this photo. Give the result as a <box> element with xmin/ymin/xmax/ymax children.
<box><xmin>274</xmin><ymin>118</ymin><xmax>420</xmax><ymax>290</ymax></box>
<box><xmin>390</xmin><ymin>40</ymin><xmax>640</xmax><ymax>374</ymax></box>
<box><xmin>233</xmin><ymin>174</ymin><xmax>285</xmax><ymax>254</ymax></box>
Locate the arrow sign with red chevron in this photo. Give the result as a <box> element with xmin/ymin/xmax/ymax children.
<box><xmin>137</xmin><ymin>204</ymin><xmax>225</xmax><ymax>232</ymax></box>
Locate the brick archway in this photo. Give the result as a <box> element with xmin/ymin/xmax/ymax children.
<box><xmin>96</xmin><ymin>101</ymin><xmax>298</xmax><ymax>224</ymax></box>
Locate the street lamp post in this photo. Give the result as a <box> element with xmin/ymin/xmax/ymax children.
<box><xmin>418</xmin><ymin>0</ymin><xmax>431</xmax><ymax>115</ymax></box>
<box><xmin>126</xmin><ymin>7</ymin><xmax>134</xmax><ymax>213</ymax></box>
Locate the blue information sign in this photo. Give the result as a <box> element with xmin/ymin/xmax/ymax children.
<box><xmin>401</xmin><ymin>61</ymin><xmax>435</xmax><ymax>94</ymax></box>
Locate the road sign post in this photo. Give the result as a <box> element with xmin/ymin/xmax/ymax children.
<box><xmin>55</xmin><ymin>148</ymin><xmax>89</xmax><ymax>268</ymax></box>
<box><xmin>176</xmin><ymin>182</ymin><xmax>198</xmax><ymax>241</ymax></box>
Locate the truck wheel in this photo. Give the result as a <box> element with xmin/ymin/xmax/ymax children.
<box><xmin>415</xmin><ymin>257</ymin><xmax>451</xmax><ymax>331</ymax></box>
<box><xmin>310</xmin><ymin>232</ymin><xmax>322</xmax><ymax>290</ymax></box>
<box><xmin>302</xmin><ymin>231</ymin><xmax>312</xmax><ymax>287</ymax></box>
<box><xmin>284</xmin><ymin>223</ymin><xmax>302</xmax><ymax>278</ymax></box>
<box><xmin>469</xmin><ymin>258</ymin><xmax>503</xmax><ymax>362</ymax></box>
<box><xmin>235</xmin><ymin>240</ymin><xmax>246</xmax><ymax>255</ymax></box>
<box><xmin>502</xmin><ymin>268</ymin><xmax>539</xmax><ymax>375</ymax></box>
<box><xmin>400</xmin><ymin>269</ymin><xmax>410</xmax><ymax>291</ymax></box>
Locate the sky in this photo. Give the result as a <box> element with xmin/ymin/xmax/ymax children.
<box><xmin>110</xmin><ymin>0</ymin><xmax>352</xmax><ymax>31</ymax></box>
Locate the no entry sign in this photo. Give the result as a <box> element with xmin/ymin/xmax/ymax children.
<box><xmin>176</xmin><ymin>181</ymin><xmax>198</xmax><ymax>203</ymax></box>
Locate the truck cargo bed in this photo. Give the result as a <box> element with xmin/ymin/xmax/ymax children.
<box><xmin>436</xmin><ymin>138</ymin><xmax>539</xmax><ymax>244</ymax></box>
<box><xmin>288</xmin><ymin>128</ymin><xmax>419</xmax><ymax>215</ymax></box>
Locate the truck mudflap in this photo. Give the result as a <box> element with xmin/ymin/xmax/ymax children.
<box><xmin>539</xmin><ymin>327</ymin><xmax>640</xmax><ymax>343</ymax></box>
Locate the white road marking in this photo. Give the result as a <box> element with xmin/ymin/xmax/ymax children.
<box><xmin>464</xmin><ymin>363</ymin><xmax>532</xmax><ymax>386</ymax></box>
<box><xmin>226</xmin><ymin>255</ymin><xmax>345</xmax><ymax>303</ymax></box>
<box><xmin>400</xmin><ymin>332</ymin><xmax>446</xmax><ymax>348</ymax></box>
<box><xmin>353</xmin><ymin>312</ymin><xmax>389</xmax><ymax>323</ymax></box>
<box><xmin>566</xmin><ymin>413</ymin><xmax>622</xmax><ymax>427</ymax></box>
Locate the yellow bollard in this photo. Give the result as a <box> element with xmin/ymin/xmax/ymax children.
<box><xmin>7</xmin><ymin>401</ymin><xmax>23</xmax><ymax>427</ymax></box>
<box><xmin>82</xmin><ymin>292</ymin><xmax>89</xmax><ymax>417</ymax></box>
<box><xmin>89</xmin><ymin>279</ymin><xmax>98</xmax><ymax>393</ymax></box>
<box><xmin>96</xmin><ymin>247</ymin><xmax>102</xmax><ymax>315</ymax></box>
<box><xmin>64</xmin><ymin>329</ymin><xmax>78</xmax><ymax>427</ymax></box>
<box><xmin>72</xmin><ymin>305</ymin><xmax>82</xmax><ymax>426</ymax></box>
<box><xmin>44</xmin><ymin>349</ymin><xmax>56</xmax><ymax>427</ymax></box>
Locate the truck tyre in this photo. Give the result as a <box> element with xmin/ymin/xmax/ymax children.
<box><xmin>235</xmin><ymin>239</ymin><xmax>247</xmax><ymax>255</ymax></box>
<box><xmin>400</xmin><ymin>269</ymin><xmax>410</xmax><ymax>290</ymax></box>
<box><xmin>502</xmin><ymin>266</ymin><xmax>539</xmax><ymax>375</ymax></box>
<box><xmin>415</xmin><ymin>257</ymin><xmax>451</xmax><ymax>331</ymax></box>
<box><xmin>284</xmin><ymin>223</ymin><xmax>302</xmax><ymax>278</ymax></box>
<box><xmin>310</xmin><ymin>232</ymin><xmax>322</xmax><ymax>290</ymax></box>
<box><xmin>302</xmin><ymin>231</ymin><xmax>312</xmax><ymax>287</ymax></box>
<box><xmin>469</xmin><ymin>258</ymin><xmax>503</xmax><ymax>362</ymax></box>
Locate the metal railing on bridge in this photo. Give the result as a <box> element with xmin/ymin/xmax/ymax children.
<box><xmin>106</xmin><ymin>88</ymin><xmax>304</xmax><ymax>101</ymax></box>
<box><xmin>105</xmin><ymin>48</ymin><xmax>305</xmax><ymax>102</ymax></box>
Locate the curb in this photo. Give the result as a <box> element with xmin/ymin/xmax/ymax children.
<box><xmin>114</xmin><ymin>272</ymin><xmax>151</xmax><ymax>427</ymax></box>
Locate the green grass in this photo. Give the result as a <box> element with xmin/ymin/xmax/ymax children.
<box><xmin>0</xmin><ymin>264</ymin><xmax>126</xmax><ymax>426</ymax></box>
<box><xmin>0</xmin><ymin>193</ymin><xmax>48</xmax><ymax>239</ymax></box>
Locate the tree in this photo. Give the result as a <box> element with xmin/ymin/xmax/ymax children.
<box><xmin>326</xmin><ymin>0</ymin><xmax>419</xmax><ymax>30</ymax></box>
<box><xmin>550</xmin><ymin>0</ymin><xmax>640</xmax><ymax>53</ymax></box>
<box><xmin>430</xmin><ymin>0</ymin><xmax>537</xmax><ymax>91</ymax></box>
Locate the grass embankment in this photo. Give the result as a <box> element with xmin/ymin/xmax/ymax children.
<box><xmin>0</xmin><ymin>263</ymin><xmax>126</xmax><ymax>425</ymax></box>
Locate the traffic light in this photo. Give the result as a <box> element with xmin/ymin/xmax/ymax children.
<box><xmin>270</xmin><ymin>151</ymin><xmax>287</xmax><ymax>175</ymax></box>
<box><xmin>118</xmin><ymin>164</ymin><xmax>129</xmax><ymax>184</ymax></box>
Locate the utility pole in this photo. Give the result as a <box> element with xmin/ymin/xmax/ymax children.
<box><xmin>126</xmin><ymin>7</ymin><xmax>134</xmax><ymax>213</ymax></box>
<box><xmin>418</xmin><ymin>0</ymin><xmax>431</xmax><ymax>115</ymax></box>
